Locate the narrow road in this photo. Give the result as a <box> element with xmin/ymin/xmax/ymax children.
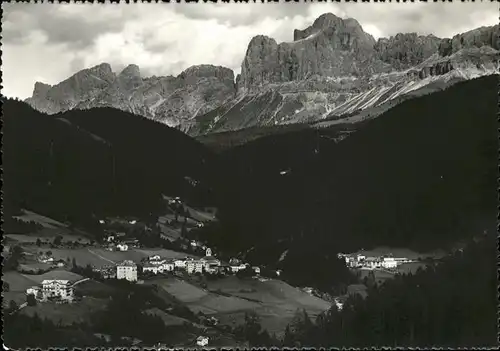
<box><xmin>9</xmin><ymin>302</ymin><xmax>27</xmax><ymax>316</ymax></box>
<box><xmin>87</xmin><ymin>249</ymin><xmax>116</xmax><ymax>264</ymax></box>
<box><xmin>72</xmin><ymin>277</ymin><xmax>90</xmax><ymax>287</ymax></box>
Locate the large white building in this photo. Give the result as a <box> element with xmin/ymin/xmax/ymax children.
<box><xmin>381</xmin><ymin>257</ymin><xmax>398</xmax><ymax>269</ymax></box>
<box><xmin>186</xmin><ymin>260</ymin><xmax>204</xmax><ymax>274</ymax></box>
<box><xmin>117</xmin><ymin>260</ymin><xmax>138</xmax><ymax>281</ymax></box>
<box><xmin>26</xmin><ymin>280</ymin><xmax>74</xmax><ymax>302</ymax></box>
<box><xmin>42</xmin><ymin>279</ymin><xmax>74</xmax><ymax>300</ymax></box>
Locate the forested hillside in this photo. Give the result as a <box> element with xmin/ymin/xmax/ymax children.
<box><xmin>282</xmin><ymin>233</ymin><xmax>497</xmax><ymax>347</ymax></box>
<box><xmin>205</xmin><ymin>75</ymin><xmax>497</xmax><ymax>286</ymax></box>
<box><xmin>2</xmin><ymin>99</ymin><xmax>215</xmax><ymax>230</ymax></box>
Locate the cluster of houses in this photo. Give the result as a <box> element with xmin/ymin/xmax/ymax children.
<box><xmin>338</xmin><ymin>253</ymin><xmax>412</xmax><ymax>270</ymax></box>
<box><xmin>93</xmin><ymin>264</ymin><xmax>117</xmax><ymax>279</ymax></box>
<box><xmin>111</xmin><ymin>248</ymin><xmax>261</xmax><ymax>282</ymax></box>
<box><xmin>26</xmin><ymin>279</ymin><xmax>75</xmax><ymax>303</ymax></box>
<box><xmin>104</xmin><ymin>231</ymin><xmax>139</xmax><ymax>252</ymax></box>
<box><xmin>37</xmin><ymin>253</ymin><xmax>67</xmax><ymax>268</ymax></box>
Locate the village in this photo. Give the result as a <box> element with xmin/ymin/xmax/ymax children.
<box><xmin>3</xmin><ymin>198</ymin><xmax>288</xmax><ymax>348</ymax></box>
<box><xmin>337</xmin><ymin>252</ymin><xmax>415</xmax><ymax>271</ymax></box>
<box><xmin>4</xmin><ymin>195</ymin><xmax>436</xmax><ymax>348</ymax></box>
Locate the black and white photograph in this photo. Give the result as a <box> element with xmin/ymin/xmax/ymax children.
<box><xmin>1</xmin><ymin>1</ymin><xmax>498</xmax><ymax>349</ymax></box>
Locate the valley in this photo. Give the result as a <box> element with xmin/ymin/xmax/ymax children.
<box><xmin>3</xmin><ymin>74</ymin><xmax>497</xmax><ymax>348</ymax></box>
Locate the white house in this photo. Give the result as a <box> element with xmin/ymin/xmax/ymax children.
<box><xmin>116</xmin><ymin>243</ymin><xmax>129</xmax><ymax>252</ymax></box>
<box><xmin>365</xmin><ymin>258</ymin><xmax>381</xmax><ymax>270</ymax></box>
<box><xmin>54</xmin><ymin>259</ymin><xmax>66</xmax><ymax>268</ymax></box>
<box><xmin>41</xmin><ymin>280</ymin><xmax>74</xmax><ymax>301</ymax></box>
<box><xmin>143</xmin><ymin>262</ymin><xmax>173</xmax><ymax>274</ymax></box>
<box><xmin>334</xmin><ymin>296</ymin><xmax>347</xmax><ymax>311</ymax></box>
<box><xmin>190</xmin><ymin>240</ymin><xmax>203</xmax><ymax>248</ymax></box>
<box><xmin>38</xmin><ymin>255</ymin><xmax>54</xmax><ymax>264</ymax></box>
<box><xmin>344</xmin><ymin>256</ymin><xmax>355</xmax><ymax>267</ymax></box>
<box><xmin>252</xmin><ymin>266</ymin><xmax>261</xmax><ymax>275</ymax></box>
<box><xmin>117</xmin><ymin>260</ymin><xmax>138</xmax><ymax>281</ymax></box>
<box><xmin>149</xmin><ymin>255</ymin><xmax>161</xmax><ymax>261</ymax></box>
<box><xmin>381</xmin><ymin>257</ymin><xmax>398</xmax><ymax>269</ymax></box>
<box><xmin>174</xmin><ymin>259</ymin><xmax>186</xmax><ymax>268</ymax></box>
<box><xmin>186</xmin><ymin>260</ymin><xmax>204</xmax><ymax>274</ymax></box>
<box><xmin>26</xmin><ymin>286</ymin><xmax>41</xmax><ymax>298</ymax></box>
<box><xmin>196</xmin><ymin>336</ymin><xmax>209</xmax><ymax>347</ymax></box>
<box><xmin>143</xmin><ymin>264</ymin><xmax>161</xmax><ymax>274</ymax></box>
<box><xmin>230</xmin><ymin>265</ymin><xmax>240</xmax><ymax>273</ymax></box>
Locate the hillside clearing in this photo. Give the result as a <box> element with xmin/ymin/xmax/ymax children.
<box><xmin>21</xmin><ymin>297</ymin><xmax>107</xmax><ymax>325</ymax></box>
<box><xmin>144</xmin><ymin>307</ymin><xmax>190</xmax><ymax>326</ymax></box>
<box><xmin>13</xmin><ymin>210</ymin><xmax>67</xmax><ymax>229</ymax></box>
<box><xmin>154</xmin><ymin>276</ymin><xmax>332</xmax><ymax>336</ymax></box>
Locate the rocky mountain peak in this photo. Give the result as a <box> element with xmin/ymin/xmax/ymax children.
<box><xmin>293</xmin><ymin>13</ymin><xmax>343</xmax><ymax>40</ymax></box>
<box><xmin>119</xmin><ymin>64</ymin><xmax>141</xmax><ymax>78</ymax></box>
<box><xmin>375</xmin><ymin>33</ymin><xmax>442</xmax><ymax>69</ymax></box>
<box><xmin>67</xmin><ymin>62</ymin><xmax>116</xmax><ymax>89</ymax></box>
<box><xmin>239</xmin><ymin>13</ymin><xmax>380</xmax><ymax>92</ymax></box>
<box><xmin>293</xmin><ymin>13</ymin><xmax>375</xmax><ymax>48</ymax></box>
<box><xmin>32</xmin><ymin>82</ymin><xmax>52</xmax><ymax>99</ymax></box>
<box><xmin>117</xmin><ymin>64</ymin><xmax>142</xmax><ymax>91</ymax></box>
<box><xmin>438</xmin><ymin>24</ymin><xmax>499</xmax><ymax>57</ymax></box>
<box><xmin>180</xmin><ymin>64</ymin><xmax>235</xmax><ymax>82</ymax></box>
<box><xmin>86</xmin><ymin>62</ymin><xmax>115</xmax><ymax>79</ymax></box>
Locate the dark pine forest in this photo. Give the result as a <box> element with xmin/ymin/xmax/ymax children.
<box><xmin>3</xmin><ymin>101</ymin><xmax>216</xmax><ymax>231</ymax></box>
<box><xmin>205</xmin><ymin>75</ymin><xmax>497</xmax><ymax>280</ymax></box>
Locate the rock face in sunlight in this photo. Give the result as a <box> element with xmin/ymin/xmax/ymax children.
<box><xmin>25</xmin><ymin>13</ymin><xmax>499</xmax><ymax>136</ymax></box>
<box><xmin>26</xmin><ymin>63</ymin><xmax>237</xmax><ymax>128</ymax></box>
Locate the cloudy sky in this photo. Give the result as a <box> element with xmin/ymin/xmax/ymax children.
<box><xmin>2</xmin><ymin>2</ymin><xmax>498</xmax><ymax>99</ymax></box>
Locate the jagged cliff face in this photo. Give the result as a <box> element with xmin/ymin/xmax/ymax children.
<box><xmin>375</xmin><ymin>33</ymin><xmax>441</xmax><ymax>70</ymax></box>
<box><xmin>27</xmin><ymin>63</ymin><xmax>236</xmax><ymax>127</ymax></box>
<box><xmin>238</xmin><ymin>14</ymin><xmax>383</xmax><ymax>92</ymax></box>
<box><xmin>206</xmin><ymin>17</ymin><xmax>498</xmax><ymax>134</ymax></box>
<box><xmin>26</xmin><ymin>13</ymin><xmax>499</xmax><ymax>135</ymax></box>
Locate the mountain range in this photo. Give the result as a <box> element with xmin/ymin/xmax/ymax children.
<box><xmin>25</xmin><ymin>13</ymin><xmax>499</xmax><ymax>136</ymax></box>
